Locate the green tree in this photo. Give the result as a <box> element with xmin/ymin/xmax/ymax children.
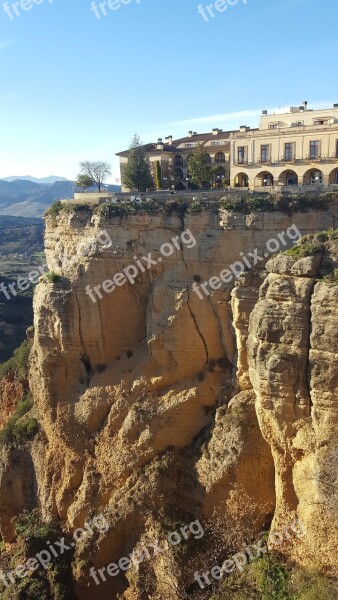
<box><xmin>122</xmin><ymin>134</ymin><xmax>153</xmax><ymax>192</ymax></box>
<box><xmin>75</xmin><ymin>174</ymin><xmax>94</xmax><ymax>192</ymax></box>
<box><xmin>187</xmin><ymin>143</ymin><xmax>212</xmax><ymax>188</ymax></box>
<box><xmin>155</xmin><ymin>160</ymin><xmax>162</xmax><ymax>189</ymax></box>
<box><xmin>161</xmin><ymin>161</ymin><xmax>174</xmax><ymax>189</ymax></box>
<box><xmin>79</xmin><ymin>161</ymin><xmax>112</xmax><ymax>192</ymax></box>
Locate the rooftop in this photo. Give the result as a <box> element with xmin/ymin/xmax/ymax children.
<box><xmin>116</xmin><ymin>129</ymin><xmax>236</xmax><ymax>157</ymax></box>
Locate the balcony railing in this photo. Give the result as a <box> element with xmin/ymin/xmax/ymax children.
<box><xmin>234</xmin><ymin>155</ymin><xmax>338</xmax><ymax>167</ymax></box>
<box><xmin>281</xmin><ymin>156</ymin><xmax>295</xmax><ymax>162</ymax></box>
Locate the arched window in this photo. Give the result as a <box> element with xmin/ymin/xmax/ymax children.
<box><xmin>215</xmin><ymin>152</ymin><xmax>226</xmax><ymax>163</ymax></box>
<box><xmin>174</xmin><ymin>155</ymin><xmax>183</xmax><ymax>166</ymax></box>
<box><xmin>205</xmin><ymin>153</ymin><xmax>211</xmax><ymax>163</ymax></box>
<box><xmin>175</xmin><ymin>168</ymin><xmax>184</xmax><ymax>179</ymax></box>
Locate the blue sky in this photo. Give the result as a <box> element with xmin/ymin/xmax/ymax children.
<box><xmin>0</xmin><ymin>0</ymin><xmax>337</xmax><ymax>182</ymax></box>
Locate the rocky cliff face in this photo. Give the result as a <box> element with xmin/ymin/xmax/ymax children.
<box><xmin>0</xmin><ymin>374</ymin><xmax>27</xmax><ymax>429</ymax></box>
<box><xmin>1</xmin><ymin>202</ymin><xmax>337</xmax><ymax>599</ymax></box>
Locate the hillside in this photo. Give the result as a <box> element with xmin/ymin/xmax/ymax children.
<box><xmin>0</xmin><ymin>180</ymin><xmax>121</xmax><ymax>218</ymax></box>
<box><xmin>0</xmin><ymin>216</ymin><xmax>44</xmax><ymax>257</ymax></box>
<box><xmin>0</xmin><ymin>216</ymin><xmax>45</xmax><ymax>362</ymax></box>
<box><xmin>0</xmin><ymin>275</ymin><xmax>33</xmax><ymax>363</ymax></box>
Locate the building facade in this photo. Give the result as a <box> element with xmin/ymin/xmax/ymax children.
<box><xmin>230</xmin><ymin>103</ymin><xmax>338</xmax><ymax>191</ymax></box>
<box><xmin>116</xmin><ymin>129</ymin><xmax>232</xmax><ymax>192</ymax></box>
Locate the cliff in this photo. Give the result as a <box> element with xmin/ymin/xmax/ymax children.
<box><xmin>0</xmin><ymin>198</ymin><xmax>337</xmax><ymax>599</ymax></box>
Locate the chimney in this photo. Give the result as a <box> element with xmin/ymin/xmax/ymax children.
<box><xmin>240</xmin><ymin>125</ymin><xmax>248</xmax><ymax>132</ymax></box>
<box><xmin>193</xmin><ymin>131</ymin><xmax>197</xmax><ymax>135</ymax></box>
<box><xmin>334</xmin><ymin>104</ymin><xmax>338</xmax><ymax>108</ymax></box>
<box><xmin>188</xmin><ymin>131</ymin><xmax>193</xmax><ymax>137</ymax></box>
<box><xmin>165</xmin><ymin>135</ymin><xmax>173</xmax><ymax>145</ymax></box>
<box><xmin>262</xmin><ymin>110</ymin><xmax>268</xmax><ymax>115</ymax></box>
<box><xmin>212</xmin><ymin>128</ymin><xmax>219</xmax><ymax>135</ymax></box>
<box><xmin>157</xmin><ymin>138</ymin><xmax>164</xmax><ymax>150</ymax></box>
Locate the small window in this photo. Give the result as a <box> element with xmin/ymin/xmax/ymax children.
<box><xmin>296</xmin><ymin>121</ymin><xmax>304</xmax><ymax>126</ymax></box>
<box><xmin>269</xmin><ymin>124</ymin><xmax>278</xmax><ymax>129</ymax></box>
<box><xmin>185</xmin><ymin>143</ymin><xmax>194</xmax><ymax>148</ymax></box>
<box><xmin>314</xmin><ymin>119</ymin><xmax>328</xmax><ymax>125</ymax></box>
<box><xmin>211</xmin><ymin>141</ymin><xmax>219</xmax><ymax>146</ymax></box>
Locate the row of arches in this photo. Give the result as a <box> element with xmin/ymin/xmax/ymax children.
<box><xmin>174</xmin><ymin>152</ymin><xmax>225</xmax><ymax>167</ymax></box>
<box><xmin>235</xmin><ymin>168</ymin><xmax>338</xmax><ymax>188</ymax></box>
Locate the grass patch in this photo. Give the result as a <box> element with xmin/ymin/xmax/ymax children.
<box><xmin>284</xmin><ymin>243</ymin><xmax>323</xmax><ymax>259</ymax></box>
<box><xmin>284</xmin><ymin>228</ymin><xmax>338</xmax><ymax>262</ymax></box>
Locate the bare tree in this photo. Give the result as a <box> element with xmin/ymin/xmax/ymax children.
<box><xmin>79</xmin><ymin>161</ymin><xmax>112</xmax><ymax>192</ymax></box>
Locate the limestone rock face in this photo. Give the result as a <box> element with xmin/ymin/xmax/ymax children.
<box><xmin>0</xmin><ymin>373</ymin><xmax>27</xmax><ymax>428</ymax></box>
<box><xmin>1</xmin><ymin>205</ymin><xmax>338</xmax><ymax>598</ymax></box>
<box><xmin>248</xmin><ymin>246</ymin><xmax>338</xmax><ymax>573</ymax></box>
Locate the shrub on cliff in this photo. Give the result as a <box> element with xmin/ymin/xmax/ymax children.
<box><xmin>220</xmin><ymin>192</ymin><xmax>334</xmax><ymax>215</ymax></box>
<box><xmin>45</xmin><ymin>200</ymin><xmax>63</xmax><ymax>225</ymax></box>
<box><xmin>0</xmin><ymin>395</ymin><xmax>38</xmax><ymax>445</ymax></box>
<box><xmin>95</xmin><ymin>202</ymin><xmax>137</xmax><ymax>218</ymax></box>
<box><xmin>44</xmin><ymin>270</ymin><xmax>61</xmax><ymax>283</ymax></box>
<box><xmin>0</xmin><ymin>510</ymin><xmax>76</xmax><ymax>600</ymax></box>
<box><xmin>0</xmin><ymin>339</ymin><xmax>32</xmax><ymax>379</ymax></box>
<box><xmin>164</xmin><ymin>198</ymin><xmax>189</xmax><ymax>217</ymax></box>
<box><xmin>208</xmin><ymin>556</ymin><xmax>338</xmax><ymax>600</ymax></box>
<box><xmin>220</xmin><ymin>194</ymin><xmax>275</xmax><ymax>213</ymax></box>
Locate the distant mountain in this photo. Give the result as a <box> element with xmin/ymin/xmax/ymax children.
<box><xmin>0</xmin><ymin>180</ymin><xmax>121</xmax><ymax>218</ymax></box>
<box><xmin>2</xmin><ymin>175</ymin><xmax>70</xmax><ymax>184</ymax></box>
